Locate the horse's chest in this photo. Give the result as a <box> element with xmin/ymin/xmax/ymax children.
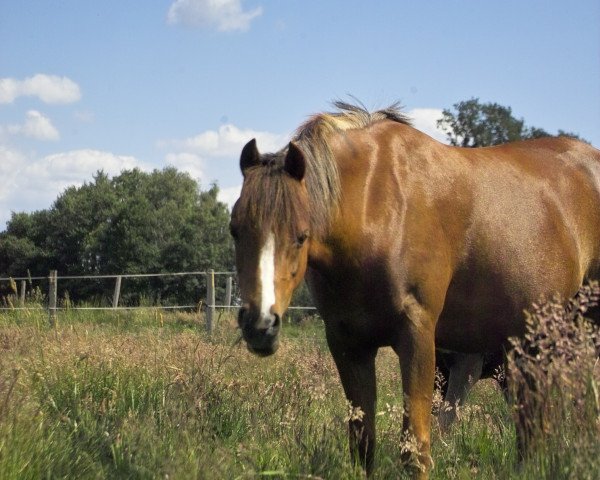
<box><xmin>307</xmin><ymin>267</ymin><xmax>402</xmax><ymax>347</ymax></box>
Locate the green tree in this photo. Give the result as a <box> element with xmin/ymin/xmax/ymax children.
<box><xmin>0</xmin><ymin>211</ymin><xmax>52</xmax><ymax>275</ymax></box>
<box><xmin>0</xmin><ymin>168</ymin><xmax>234</xmax><ymax>305</ymax></box>
<box><xmin>437</xmin><ymin>98</ymin><xmax>589</xmax><ymax>147</ymax></box>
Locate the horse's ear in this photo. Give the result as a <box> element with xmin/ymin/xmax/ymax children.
<box><xmin>284</xmin><ymin>142</ymin><xmax>305</xmax><ymax>181</ymax></box>
<box><xmin>240</xmin><ymin>138</ymin><xmax>260</xmax><ymax>176</ymax></box>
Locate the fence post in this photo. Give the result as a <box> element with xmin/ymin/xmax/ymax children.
<box><xmin>112</xmin><ymin>275</ymin><xmax>122</xmax><ymax>309</ymax></box>
<box><xmin>19</xmin><ymin>280</ymin><xmax>26</xmax><ymax>307</ymax></box>
<box><xmin>206</xmin><ymin>269</ymin><xmax>215</xmax><ymax>334</ymax></box>
<box><xmin>225</xmin><ymin>276</ymin><xmax>232</xmax><ymax>308</ymax></box>
<box><xmin>48</xmin><ymin>270</ymin><xmax>57</xmax><ymax>326</ymax></box>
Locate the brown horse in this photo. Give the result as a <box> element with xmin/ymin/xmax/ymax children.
<box><xmin>229</xmin><ymin>101</ymin><xmax>600</xmax><ymax>478</ymax></box>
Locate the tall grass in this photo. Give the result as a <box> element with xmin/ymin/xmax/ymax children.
<box><xmin>0</xmin><ymin>301</ymin><xmax>596</xmax><ymax>479</ymax></box>
<box><xmin>507</xmin><ymin>282</ymin><xmax>600</xmax><ymax>480</ymax></box>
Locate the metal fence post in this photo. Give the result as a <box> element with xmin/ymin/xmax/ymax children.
<box><xmin>206</xmin><ymin>269</ymin><xmax>215</xmax><ymax>334</ymax></box>
<box><xmin>112</xmin><ymin>275</ymin><xmax>122</xmax><ymax>309</ymax></box>
<box><xmin>48</xmin><ymin>270</ymin><xmax>57</xmax><ymax>326</ymax></box>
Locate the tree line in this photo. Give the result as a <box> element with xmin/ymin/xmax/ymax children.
<box><xmin>0</xmin><ymin>168</ymin><xmax>233</xmax><ymax>305</ymax></box>
<box><xmin>0</xmin><ymin>99</ymin><xmax>588</xmax><ymax>306</ymax></box>
<box><xmin>437</xmin><ymin>97</ymin><xmax>588</xmax><ymax>147</ymax></box>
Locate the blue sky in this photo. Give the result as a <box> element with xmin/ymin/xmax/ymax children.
<box><xmin>1</xmin><ymin>0</ymin><xmax>599</xmax><ymax>229</ymax></box>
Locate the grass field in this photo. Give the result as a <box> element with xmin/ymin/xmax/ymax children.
<box><xmin>0</xmin><ymin>306</ymin><xmax>597</xmax><ymax>479</ymax></box>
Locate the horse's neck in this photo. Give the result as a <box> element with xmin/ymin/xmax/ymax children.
<box><xmin>307</xmin><ymin>236</ymin><xmax>336</xmax><ymax>272</ymax></box>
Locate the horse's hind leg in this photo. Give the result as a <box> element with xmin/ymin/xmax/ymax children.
<box><xmin>326</xmin><ymin>334</ymin><xmax>378</xmax><ymax>475</ymax></box>
<box><xmin>584</xmin><ymin>299</ymin><xmax>600</xmax><ymax>327</ymax></box>
<box><xmin>437</xmin><ymin>352</ymin><xmax>483</xmax><ymax>431</ymax></box>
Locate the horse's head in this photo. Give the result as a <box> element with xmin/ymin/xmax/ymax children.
<box><xmin>230</xmin><ymin>139</ymin><xmax>311</xmax><ymax>356</ymax></box>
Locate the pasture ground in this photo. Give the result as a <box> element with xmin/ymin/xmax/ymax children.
<box><xmin>0</xmin><ymin>307</ymin><xmax>597</xmax><ymax>479</ymax></box>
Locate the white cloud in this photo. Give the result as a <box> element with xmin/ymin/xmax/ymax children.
<box><xmin>167</xmin><ymin>0</ymin><xmax>263</xmax><ymax>32</ymax></box>
<box><xmin>0</xmin><ymin>79</ymin><xmax>19</xmax><ymax>105</ymax></box>
<box><xmin>0</xmin><ymin>146</ymin><xmax>26</xmax><ymax>202</ymax></box>
<box><xmin>165</xmin><ymin>152</ymin><xmax>205</xmax><ymax>181</ymax></box>
<box><xmin>3</xmin><ymin>110</ymin><xmax>60</xmax><ymax>141</ymax></box>
<box><xmin>23</xmin><ymin>149</ymin><xmax>144</xmax><ymax>186</ymax></box>
<box><xmin>0</xmin><ymin>74</ymin><xmax>81</xmax><ymax>104</ymax></box>
<box><xmin>161</xmin><ymin>123</ymin><xmax>286</xmax><ymax>207</ymax></box>
<box><xmin>407</xmin><ymin>108</ymin><xmax>448</xmax><ymax>143</ymax></box>
<box><xmin>217</xmin><ymin>184</ymin><xmax>242</xmax><ymax>209</ymax></box>
<box><xmin>166</xmin><ymin>123</ymin><xmax>288</xmax><ymax>157</ymax></box>
<box><xmin>0</xmin><ymin>148</ymin><xmax>149</xmax><ymax>228</ymax></box>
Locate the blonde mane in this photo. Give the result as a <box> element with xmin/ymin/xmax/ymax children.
<box><xmin>292</xmin><ymin>101</ymin><xmax>411</xmax><ymax>237</ymax></box>
<box><xmin>235</xmin><ymin>101</ymin><xmax>411</xmax><ymax>240</ymax></box>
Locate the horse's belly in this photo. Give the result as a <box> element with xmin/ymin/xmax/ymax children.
<box><xmin>435</xmin><ymin>230</ymin><xmax>585</xmax><ymax>353</ymax></box>
<box><xmin>435</xmin><ymin>275</ymin><xmax>528</xmax><ymax>353</ymax></box>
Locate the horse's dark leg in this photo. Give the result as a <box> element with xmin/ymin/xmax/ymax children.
<box><xmin>435</xmin><ymin>352</ymin><xmax>451</xmax><ymax>399</ymax></box>
<box><xmin>585</xmin><ymin>301</ymin><xmax>600</xmax><ymax>330</ymax></box>
<box><xmin>507</xmin><ymin>345</ymin><xmax>541</xmax><ymax>461</ymax></box>
<box><xmin>393</xmin><ymin>315</ymin><xmax>436</xmax><ymax>479</ymax></box>
<box><xmin>438</xmin><ymin>352</ymin><xmax>483</xmax><ymax>431</ymax></box>
<box><xmin>326</xmin><ymin>336</ymin><xmax>377</xmax><ymax>475</ymax></box>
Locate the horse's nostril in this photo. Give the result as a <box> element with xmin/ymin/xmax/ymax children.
<box><xmin>238</xmin><ymin>307</ymin><xmax>280</xmax><ymax>335</ymax></box>
<box><xmin>238</xmin><ymin>307</ymin><xmax>281</xmax><ymax>357</ymax></box>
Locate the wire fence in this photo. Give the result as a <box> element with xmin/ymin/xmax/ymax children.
<box><xmin>0</xmin><ymin>270</ymin><xmax>317</xmax><ymax>319</ymax></box>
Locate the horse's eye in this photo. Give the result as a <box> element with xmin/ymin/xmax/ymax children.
<box><xmin>296</xmin><ymin>230</ymin><xmax>309</xmax><ymax>247</ymax></box>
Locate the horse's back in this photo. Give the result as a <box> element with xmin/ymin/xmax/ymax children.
<box><xmin>469</xmin><ymin>137</ymin><xmax>600</xmax><ymax>276</ymax></box>
<box><xmin>324</xmin><ymin>121</ymin><xmax>600</xmax><ymax>352</ymax></box>
<box><xmin>435</xmin><ymin>137</ymin><xmax>600</xmax><ymax>352</ymax></box>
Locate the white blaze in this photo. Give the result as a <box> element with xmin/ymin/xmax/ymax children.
<box><xmin>258</xmin><ymin>232</ymin><xmax>276</xmax><ymax>321</ymax></box>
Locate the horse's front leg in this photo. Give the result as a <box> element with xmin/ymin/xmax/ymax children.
<box><xmin>327</xmin><ymin>335</ymin><xmax>377</xmax><ymax>475</ymax></box>
<box><xmin>393</xmin><ymin>309</ymin><xmax>436</xmax><ymax>479</ymax></box>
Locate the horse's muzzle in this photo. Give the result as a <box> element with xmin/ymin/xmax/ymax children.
<box><xmin>238</xmin><ymin>307</ymin><xmax>281</xmax><ymax>356</ymax></box>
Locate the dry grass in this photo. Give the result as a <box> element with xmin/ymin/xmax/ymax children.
<box><xmin>507</xmin><ymin>281</ymin><xmax>600</xmax><ymax>479</ymax></box>
<box><xmin>0</xmin><ymin>302</ymin><xmax>596</xmax><ymax>479</ymax></box>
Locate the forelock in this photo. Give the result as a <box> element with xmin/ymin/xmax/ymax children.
<box><xmin>236</xmin><ymin>158</ymin><xmax>309</xmax><ymax>237</ymax></box>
